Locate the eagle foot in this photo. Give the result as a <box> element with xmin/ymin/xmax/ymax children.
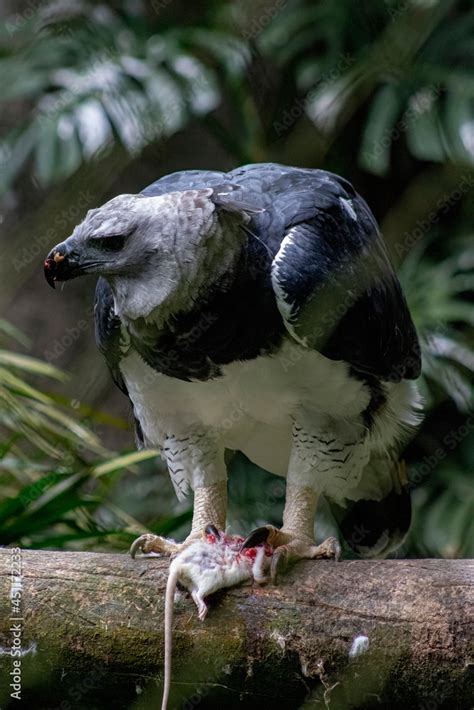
<box><xmin>130</xmin><ymin>533</ymin><xmax>185</xmax><ymax>558</ymax></box>
<box><xmin>129</xmin><ymin>526</ymin><xmax>223</xmax><ymax>559</ymax></box>
<box><xmin>241</xmin><ymin>525</ymin><xmax>341</xmax><ymax>582</ymax></box>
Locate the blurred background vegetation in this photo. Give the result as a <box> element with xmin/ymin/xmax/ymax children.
<box><xmin>0</xmin><ymin>0</ymin><xmax>472</xmax><ymax>559</ymax></box>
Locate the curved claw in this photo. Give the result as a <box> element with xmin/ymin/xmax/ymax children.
<box><xmin>204</xmin><ymin>524</ymin><xmax>221</xmax><ymax>539</ymax></box>
<box><xmin>130</xmin><ymin>534</ymin><xmax>148</xmax><ymax>559</ymax></box>
<box><xmin>269</xmin><ymin>535</ymin><xmax>342</xmax><ymax>582</ymax></box>
<box><xmin>270</xmin><ymin>545</ymin><xmax>289</xmax><ymax>583</ymax></box>
<box><xmin>240</xmin><ymin>525</ymin><xmax>272</xmax><ymax>550</ymax></box>
<box><xmin>311</xmin><ymin>536</ymin><xmax>342</xmax><ymax>562</ymax></box>
<box><xmin>130</xmin><ymin>532</ymin><xmax>180</xmax><ymax>558</ymax></box>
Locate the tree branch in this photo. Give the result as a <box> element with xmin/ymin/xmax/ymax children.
<box><xmin>0</xmin><ymin>550</ymin><xmax>472</xmax><ymax>708</ymax></box>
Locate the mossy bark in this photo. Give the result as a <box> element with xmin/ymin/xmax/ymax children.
<box><xmin>0</xmin><ymin>550</ymin><xmax>473</xmax><ymax>709</ymax></box>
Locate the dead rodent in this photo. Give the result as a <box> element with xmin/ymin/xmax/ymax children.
<box><xmin>162</xmin><ymin>525</ymin><xmax>272</xmax><ymax>710</ymax></box>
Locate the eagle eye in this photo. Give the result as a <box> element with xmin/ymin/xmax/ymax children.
<box><xmin>94</xmin><ymin>235</ymin><xmax>126</xmax><ymax>252</ymax></box>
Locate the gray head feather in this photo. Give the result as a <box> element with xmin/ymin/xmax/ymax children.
<box><xmin>62</xmin><ymin>188</ymin><xmax>247</xmax><ymax>323</ymax></box>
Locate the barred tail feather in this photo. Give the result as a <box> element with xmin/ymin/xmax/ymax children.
<box><xmin>331</xmin><ymin>460</ymin><xmax>412</xmax><ymax>558</ymax></box>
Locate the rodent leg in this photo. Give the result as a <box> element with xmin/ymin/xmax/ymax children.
<box><xmin>191</xmin><ymin>589</ymin><xmax>208</xmax><ymax>621</ymax></box>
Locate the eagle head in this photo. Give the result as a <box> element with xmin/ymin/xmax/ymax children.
<box><xmin>44</xmin><ymin>193</ymin><xmax>175</xmax><ymax>287</ymax></box>
<box><xmin>43</xmin><ymin>188</ymin><xmax>237</xmax><ymax>321</ymax></box>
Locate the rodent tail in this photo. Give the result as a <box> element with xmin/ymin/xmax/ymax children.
<box><xmin>161</xmin><ymin>561</ymin><xmax>179</xmax><ymax>710</ymax></box>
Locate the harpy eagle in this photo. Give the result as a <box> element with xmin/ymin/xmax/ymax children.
<box><xmin>44</xmin><ymin>163</ymin><xmax>422</xmax><ymax>571</ymax></box>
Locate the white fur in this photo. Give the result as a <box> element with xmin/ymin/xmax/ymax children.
<box><xmin>162</xmin><ymin>536</ymin><xmax>269</xmax><ymax>710</ymax></box>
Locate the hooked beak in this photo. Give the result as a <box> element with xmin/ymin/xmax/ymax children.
<box><xmin>44</xmin><ymin>241</ymin><xmax>82</xmax><ymax>289</ymax></box>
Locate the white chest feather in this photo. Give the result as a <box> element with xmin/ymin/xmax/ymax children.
<box><xmin>119</xmin><ymin>339</ymin><xmax>420</xmax><ymax>502</ymax></box>
<box><xmin>119</xmin><ymin>340</ymin><xmax>369</xmax><ymax>460</ymax></box>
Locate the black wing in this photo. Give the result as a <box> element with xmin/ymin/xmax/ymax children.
<box><xmin>136</xmin><ymin>163</ymin><xmax>421</xmax><ymax>381</ymax></box>
<box><xmin>269</xmin><ymin>178</ymin><xmax>421</xmax><ymax>381</ymax></box>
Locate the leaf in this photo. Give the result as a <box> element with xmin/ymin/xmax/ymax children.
<box><xmin>47</xmin><ymin>392</ymin><xmax>129</xmax><ymax>429</ymax></box>
<box><xmin>0</xmin><ymin>61</ymin><xmax>49</xmax><ymax>101</ymax></box>
<box><xmin>149</xmin><ymin>509</ymin><xmax>193</xmax><ymax>537</ymax></box>
<box><xmin>92</xmin><ymin>449</ymin><xmax>160</xmax><ymax>477</ymax></box>
<box><xmin>0</xmin><ymin>350</ymin><xmax>67</xmax><ymax>380</ymax></box>
<box><xmin>443</xmin><ymin>94</ymin><xmax>474</xmax><ymax>164</ymax></box>
<box><xmin>0</xmin><ymin>321</ymin><xmax>31</xmax><ymax>347</ymax></box>
<box><xmin>74</xmin><ymin>98</ymin><xmax>113</xmax><ymax>158</ymax></box>
<box><xmin>359</xmin><ymin>84</ymin><xmax>404</xmax><ymax>175</ymax></box>
<box><xmin>406</xmin><ymin>98</ymin><xmax>446</xmax><ymax>162</ymax></box>
<box><xmin>34</xmin><ymin>115</ymin><xmax>60</xmax><ymax>186</ymax></box>
<box><xmin>427</xmin><ymin>334</ymin><xmax>474</xmax><ymax>371</ymax></box>
<box><xmin>56</xmin><ymin>115</ymin><xmax>83</xmax><ymax>179</ymax></box>
<box><xmin>0</xmin><ymin>435</ymin><xmax>19</xmax><ymax>461</ymax></box>
<box><xmin>424</xmin><ymin>360</ymin><xmax>472</xmax><ymax>411</ymax></box>
<box><xmin>31</xmin><ymin>400</ymin><xmax>103</xmax><ymax>451</ymax></box>
<box><xmin>0</xmin><ymin>472</ymin><xmax>95</xmax><ymax>538</ymax></box>
<box><xmin>0</xmin><ymin>367</ymin><xmax>53</xmax><ymax>403</ymax></box>
<box><xmin>0</xmin><ymin>123</ymin><xmax>38</xmax><ymax>195</ymax></box>
<box><xmin>0</xmin><ymin>471</ymin><xmax>66</xmax><ymax>524</ymax></box>
<box><xmin>1</xmin><ymin>499</ymin><xmax>98</xmax><ymax>540</ymax></box>
<box><xmin>181</xmin><ymin>28</ymin><xmax>250</xmax><ymax>76</ymax></box>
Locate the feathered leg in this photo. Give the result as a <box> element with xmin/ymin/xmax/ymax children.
<box><xmin>131</xmin><ymin>433</ymin><xmax>227</xmax><ymax>558</ymax></box>
<box><xmin>243</xmin><ymin>416</ymin><xmax>346</xmax><ymax>579</ymax></box>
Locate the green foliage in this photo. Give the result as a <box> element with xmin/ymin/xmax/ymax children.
<box><xmin>3</xmin><ymin>1</ymin><xmax>474</xmax><ymax>184</ymax></box>
<box><xmin>400</xmin><ymin>240</ymin><xmax>474</xmax><ymax>412</ymax></box>
<box><xmin>408</xmin><ymin>435</ymin><xmax>474</xmax><ymax>558</ymax></box>
<box><xmin>257</xmin><ymin>0</ymin><xmax>474</xmax><ymax>173</ymax></box>
<box><xmin>0</xmin><ymin>323</ymin><xmax>100</xmax><ymax>456</ymax></box>
<box><xmin>0</xmin><ymin>322</ymin><xmax>178</xmax><ymax>549</ymax></box>
<box><xmin>0</xmin><ymin>1</ymin><xmax>248</xmax><ymax>191</ymax></box>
